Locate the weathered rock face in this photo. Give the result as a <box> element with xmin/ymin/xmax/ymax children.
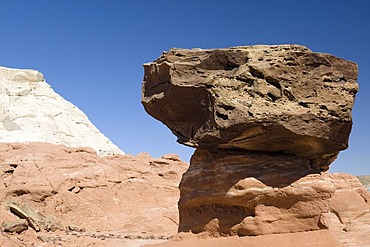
<box><xmin>178</xmin><ymin>149</ymin><xmax>370</xmax><ymax>239</ymax></box>
<box><xmin>0</xmin><ymin>66</ymin><xmax>123</xmax><ymax>156</ymax></box>
<box><xmin>142</xmin><ymin>45</ymin><xmax>370</xmax><ymax>246</ymax></box>
<box><xmin>178</xmin><ymin>149</ymin><xmax>325</xmax><ymax>236</ymax></box>
<box><xmin>0</xmin><ymin>142</ymin><xmax>187</xmax><ymax>246</ymax></box>
<box><xmin>142</xmin><ymin>45</ymin><xmax>358</xmax><ymax>169</ymax></box>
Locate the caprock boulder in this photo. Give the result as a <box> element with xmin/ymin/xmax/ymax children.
<box><xmin>143</xmin><ymin>45</ymin><xmax>370</xmax><ymax>247</ymax></box>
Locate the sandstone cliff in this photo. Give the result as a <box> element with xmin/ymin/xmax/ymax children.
<box><xmin>0</xmin><ymin>66</ymin><xmax>123</xmax><ymax>156</ymax></box>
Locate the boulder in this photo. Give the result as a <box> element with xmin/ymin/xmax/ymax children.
<box><xmin>142</xmin><ymin>45</ymin><xmax>358</xmax><ymax>169</ymax></box>
<box><xmin>142</xmin><ymin>45</ymin><xmax>370</xmax><ymax>246</ymax></box>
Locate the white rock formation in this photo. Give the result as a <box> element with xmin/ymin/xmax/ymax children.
<box><xmin>0</xmin><ymin>66</ymin><xmax>124</xmax><ymax>156</ymax></box>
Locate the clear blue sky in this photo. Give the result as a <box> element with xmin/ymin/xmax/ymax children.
<box><xmin>0</xmin><ymin>1</ymin><xmax>369</xmax><ymax>175</ymax></box>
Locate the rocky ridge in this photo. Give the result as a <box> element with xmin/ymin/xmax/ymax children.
<box><xmin>0</xmin><ymin>66</ymin><xmax>188</xmax><ymax>246</ymax></box>
<box><xmin>142</xmin><ymin>45</ymin><xmax>370</xmax><ymax>246</ymax></box>
<box><xmin>0</xmin><ymin>66</ymin><xmax>123</xmax><ymax>156</ymax></box>
<box><xmin>0</xmin><ymin>142</ymin><xmax>187</xmax><ymax>246</ymax></box>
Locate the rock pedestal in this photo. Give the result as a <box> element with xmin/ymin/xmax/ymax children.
<box><xmin>178</xmin><ymin>149</ymin><xmax>370</xmax><ymax>237</ymax></box>
<box><xmin>143</xmin><ymin>45</ymin><xmax>370</xmax><ymax>245</ymax></box>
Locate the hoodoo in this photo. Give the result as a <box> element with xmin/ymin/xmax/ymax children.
<box><xmin>143</xmin><ymin>45</ymin><xmax>370</xmax><ymax>246</ymax></box>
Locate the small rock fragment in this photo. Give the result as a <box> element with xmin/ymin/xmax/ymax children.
<box><xmin>8</xmin><ymin>202</ymin><xmax>61</xmax><ymax>232</ymax></box>
<box><xmin>1</xmin><ymin>218</ymin><xmax>28</xmax><ymax>233</ymax></box>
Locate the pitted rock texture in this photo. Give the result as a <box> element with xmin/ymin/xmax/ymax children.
<box><xmin>0</xmin><ymin>142</ymin><xmax>187</xmax><ymax>246</ymax></box>
<box><xmin>142</xmin><ymin>45</ymin><xmax>358</xmax><ymax>169</ymax></box>
<box><xmin>0</xmin><ymin>66</ymin><xmax>123</xmax><ymax>156</ymax></box>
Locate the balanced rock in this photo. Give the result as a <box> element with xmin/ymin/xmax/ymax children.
<box><xmin>142</xmin><ymin>45</ymin><xmax>370</xmax><ymax>246</ymax></box>
<box><xmin>142</xmin><ymin>45</ymin><xmax>358</xmax><ymax>169</ymax></box>
<box><xmin>0</xmin><ymin>66</ymin><xmax>123</xmax><ymax>156</ymax></box>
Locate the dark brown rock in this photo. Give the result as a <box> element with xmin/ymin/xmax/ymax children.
<box><xmin>142</xmin><ymin>45</ymin><xmax>358</xmax><ymax>169</ymax></box>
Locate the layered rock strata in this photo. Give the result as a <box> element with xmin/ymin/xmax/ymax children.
<box><xmin>178</xmin><ymin>149</ymin><xmax>370</xmax><ymax>238</ymax></box>
<box><xmin>142</xmin><ymin>45</ymin><xmax>370</xmax><ymax>245</ymax></box>
<box><xmin>0</xmin><ymin>66</ymin><xmax>123</xmax><ymax>156</ymax></box>
<box><xmin>0</xmin><ymin>142</ymin><xmax>187</xmax><ymax>246</ymax></box>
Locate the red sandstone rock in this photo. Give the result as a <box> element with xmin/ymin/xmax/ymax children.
<box><xmin>176</xmin><ymin>149</ymin><xmax>370</xmax><ymax>244</ymax></box>
<box><xmin>0</xmin><ymin>142</ymin><xmax>188</xmax><ymax>246</ymax></box>
<box><xmin>142</xmin><ymin>45</ymin><xmax>370</xmax><ymax>247</ymax></box>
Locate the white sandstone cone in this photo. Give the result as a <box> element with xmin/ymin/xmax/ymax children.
<box><xmin>0</xmin><ymin>66</ymin><xmax>124</xmax><ymax>156</ymax></box>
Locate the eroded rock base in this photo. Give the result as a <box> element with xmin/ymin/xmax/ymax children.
<box><xmin>177</xmin><ymin>149</ymin><xmax>370</xmax><ymax>246</ymax></box>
